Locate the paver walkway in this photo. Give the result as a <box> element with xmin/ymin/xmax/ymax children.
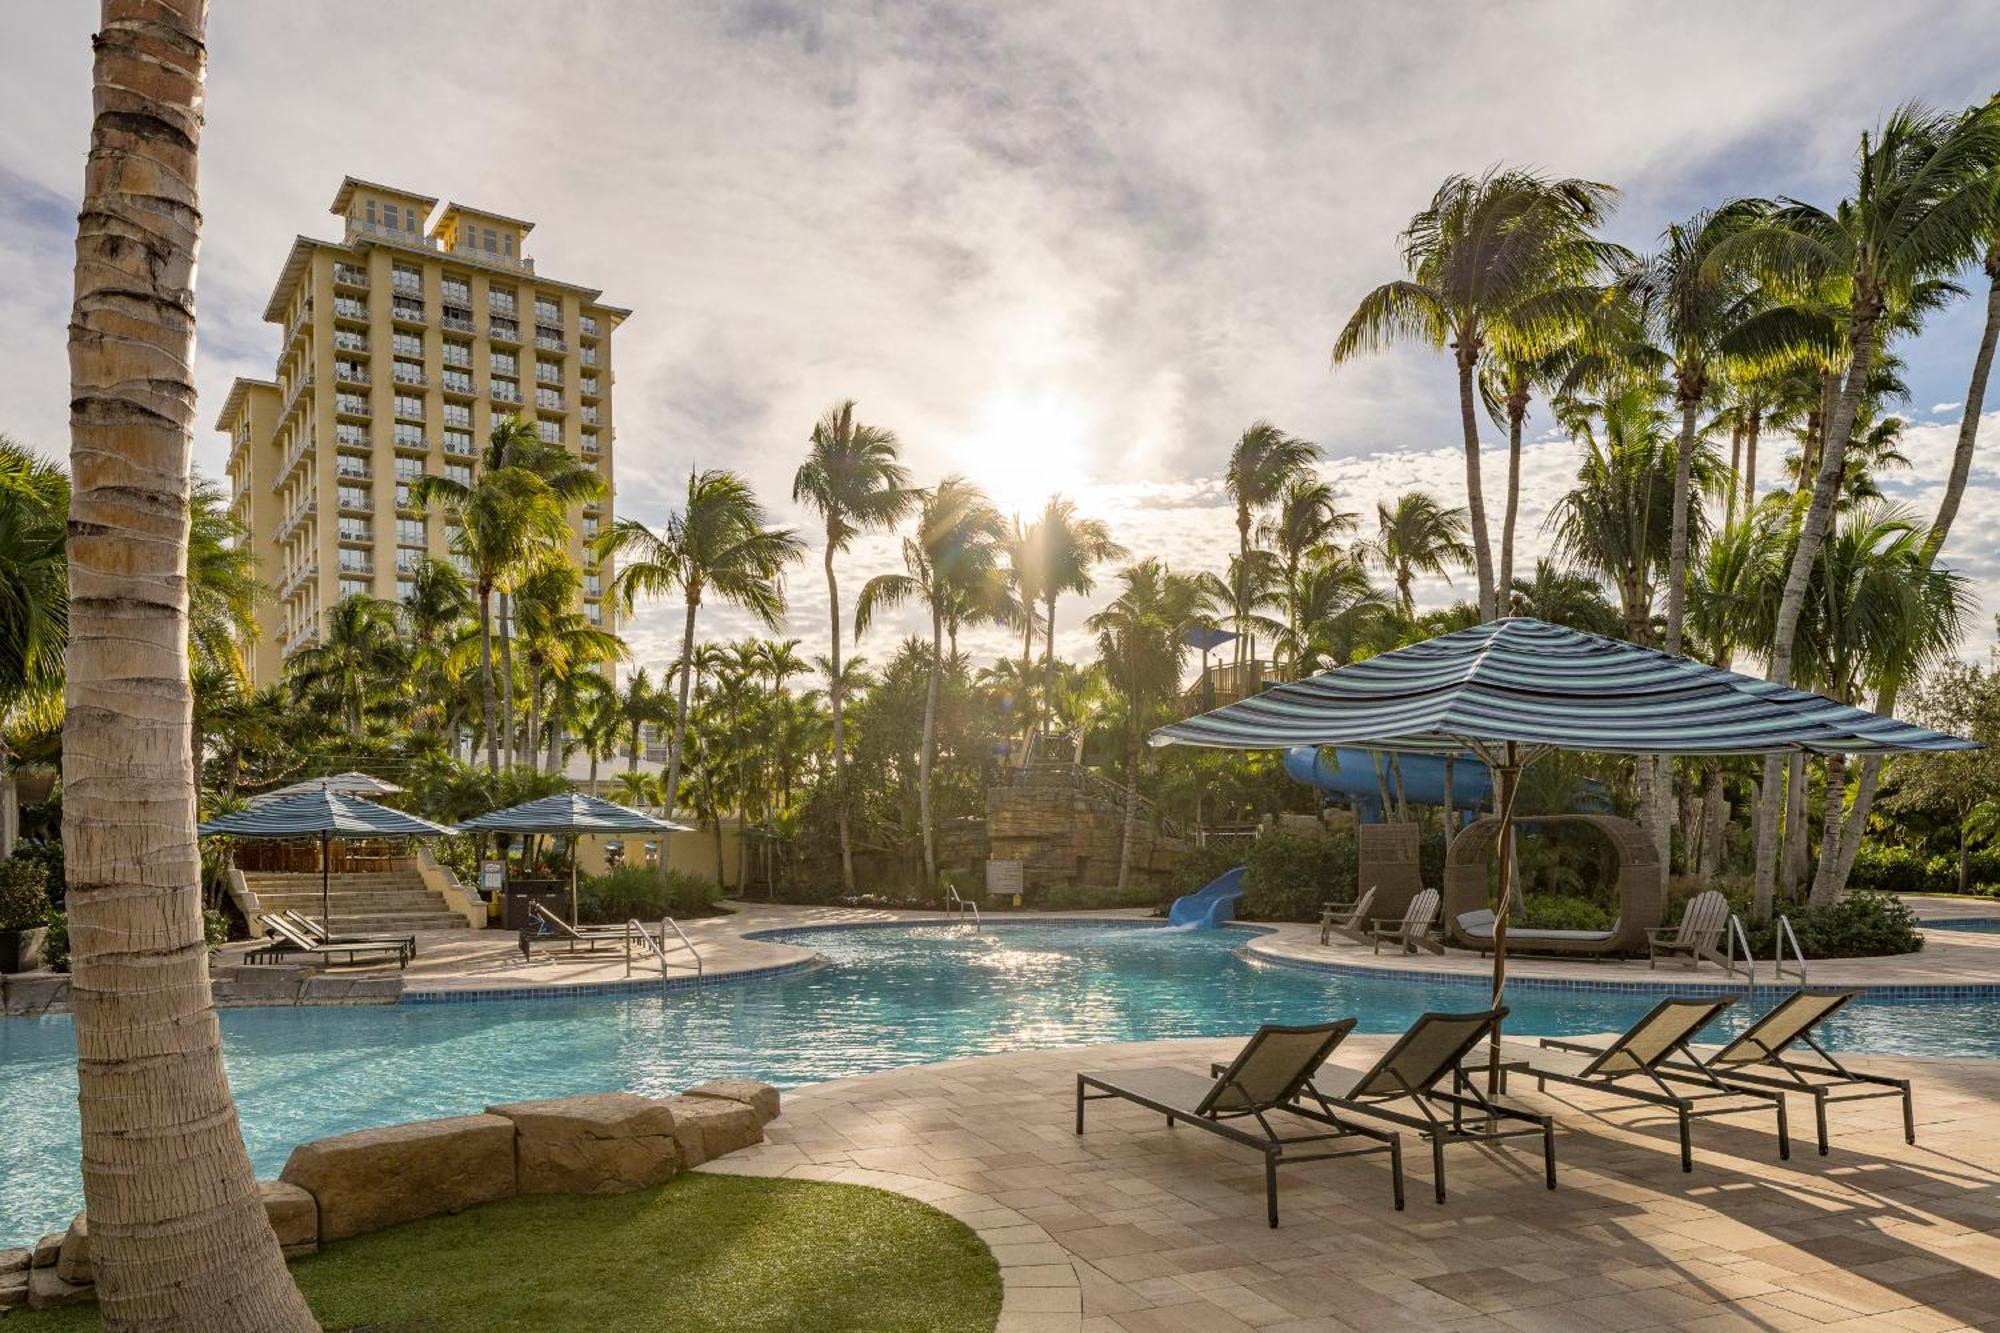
<box><xmin>706</xmin><ymin>1036</ymin><xmax>2000</xmax><ymax>1332</ymax></box>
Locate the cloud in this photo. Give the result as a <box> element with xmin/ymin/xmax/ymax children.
<box><xmin>4</xmin><ymin>3</ymin><xmax>1999</xmax><ymax>673</ymax></box>
<box><xmin>1933</xmin><ymin>402</ymin><xmax>1965</xmax><ymax>414</ymax></box>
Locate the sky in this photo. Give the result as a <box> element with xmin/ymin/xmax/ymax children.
<box><xmin>4</xmin><ymin>2</ymin><xmax>2000</xmax><ymax>679</ymax></box>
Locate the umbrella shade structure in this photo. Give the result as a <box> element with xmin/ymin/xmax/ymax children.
<box><xmin>249</xmin><ymin>771</ymin><xmax>404</xmax><ymax>805</ymax></box>
<box><xmin>454</xmin><ymin>793</ymin><xmax>692</xmax><ymax>924</ymax></box>
<box><xmin>199</xmin><ymin>789</ymin><xmax>454</xmax><ymax>928</ymax></box>
<box><xmin>1152</xmin><ymin>618</ymin><xmax>1976</xmax><ymax>1084</ymax></box>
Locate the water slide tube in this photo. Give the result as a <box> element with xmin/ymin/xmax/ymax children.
<box><xmin>1167</xmin><ymin>865</ymin><xmax>1247</xmax><ymax>929</ymax></box>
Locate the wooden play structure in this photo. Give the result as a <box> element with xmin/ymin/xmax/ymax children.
<box><xmin>1355</xmin><ymin>822</ymin><xmax>1427</xmax><ymax>924</ymax></box>
<box><xmin>1442</xmin><ymin>814</ymin><xmax>1663</xmax><ymax>958</ymax></box>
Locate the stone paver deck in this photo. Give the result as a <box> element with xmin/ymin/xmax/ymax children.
<box><xmin>705</xmin><ymin>1036</ymin><xmax>2000</xmax><ymax>1332</ymax></box>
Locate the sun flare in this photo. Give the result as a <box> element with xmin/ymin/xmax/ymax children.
<box><xmin>958</xmin><ymin>391</ymin><xmax>1093</xmax><ymax>519</ymax></box>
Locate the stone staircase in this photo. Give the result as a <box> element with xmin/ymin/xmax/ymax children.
<box><xmin>242</xmin><ymin>870</ymin><xmax>470</xmax><ymax>934</ymax></box>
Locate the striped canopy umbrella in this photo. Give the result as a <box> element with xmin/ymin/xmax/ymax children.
<box><xmin>249</xmin><ymin>771</ymin><xmax>404</xmax><ymax>805</ymax></box>
<box><xmin>1152</xmin><ymin>618</ymin><xmax>1975</xmax><ymax>1080</ymax></box>
<box><xmin>455</xmin><ymin>793</ymin><xmax>691</xmax><ymax>924</ymax></box>
<box><xmin>199</xmin><ymin>790</ymin><xmax>453</xmax><ymax>927</ymax></box>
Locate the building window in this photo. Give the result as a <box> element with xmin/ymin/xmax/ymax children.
<box><xmin>534</xmin><ymin>297</ymin><xmax>560</xmax><ymax>324</ymax></box>
<box><xmin>442</xmin><ymin>276</ymin><xmax>470</xmax><ymax>305</ymax></box>
<box><xmin>394</xmin><ymin>422</ymin><xmax>425</xmax><ymax>448</ymax></box>
<box><xmin>397</xmin><ymin>578</ymin><xmax>417</xmax><ymax>602</ymax></box>
<box><xmin>445</xmin><ymin>463</ymin><xmax>472</xmax><ymax>486</ymax></box>
<box><xmin>536</xmin><ymin>360</ymin><xmax>562</xmax><ymax>385</ymax></box>
<box><xmin>336</xmin><ymin>423</ymin><xmax>368</xmax><ymax>447</ymax></box>
<box><xmin>336</xmin><ymin>392</ymin><xmax>369</xmax><ymax>416</ymax></box>
<box><xmin>536</xmin><ymin>418</ymin><xmax>562</xmax><ymax>444</ymax></box>
<box><xmin>397</xmin><ymin>518</ymin><xmax>426</xmax><ymax>547</ymax></box>
<box><xmin>395</xmin><ymin>456</ymin><xmax>424</xmax><ymax>480</ymax></box>
<box><xmin>392</xmin><ymin>264</ymin><xmax>422</xmax><ymax>294</ymax></box>
<box><xmin>393</xmin><ymin>331</ymin><xmax>423</xmax><ymax>358</ymax></box>
<box><xmin>443</xmin><ymin>428</ymin><xmax>474</xmax><ymax>455</ymax></box>
<box><xmin>491</xmin><ymin>350</ymin><xmax>517</xmax><ymax>376</ymax></box>
<box><xmin>340</xmin><ymin>578</ymin><xmax>371</xmax><ymax>599</ymax></box>
<box><xmin>334</xmin><ymin>329</ymin><xmax>368</xmax><ymax>353</ymax></box>
<box><xmin>442</xmin><ymin>340</ymin><xmax>471</xmax><ymax>368</ymax></box>
<box><xmin>393</xmin><ymin>359</ymin><xmax>424</xmax><ymax>386</ymax></box>
<box><xmin>492</xmin><ymin>377</ymin><xmax>520</xmax><ymax>404</ymax></box>
<box><xmin>536</xmin><ymin>387</ymin><xmax>563</xmax><ymax>411</ymax></box>
<box><xmin>442</xmin><ymin>403</ymin><xmax>470</xmax><ymax>429</ymax></box>
<box><xmin>490</xmin><ymin>288</ymin><xmax>516</xmax><ymax>316</ymax></box>
<box><xmin>365</xmin><ymin>200</ymin><xmax>376</xmax><ymax>226</ymax></box>
<box><xmin>483</xmin><ymin>227</ymin><xmax>498</xmax><ymax>253</ymax></box>
<box><xmin>581</xmin><ymin>429</ymin><xmax>599</xmax><ymax>454</ymax></box>
<box><xmin>394</xmin><ymin>394</ymin><xmax>424</xmax><ymax>421</ymax></box>
<box><xmin>338</xmin><ymin>519</ymin><xmax>372</xmax><ymax>543</ymax></box>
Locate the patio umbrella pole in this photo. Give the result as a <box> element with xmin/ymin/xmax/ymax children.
<box><xmin>320</xmin><ymin>830</ymin><xmax>331</xmax><ymax>931</ymax></box>
<box><xmin>570</xmin><ymin>833</ymin><xmax>579</xmax><ymax>927</ymax></box>
<box><xmin>1484</xmin><ymin>740</ymin><xmax>1525</xmax><ymax>1093</ymax></box>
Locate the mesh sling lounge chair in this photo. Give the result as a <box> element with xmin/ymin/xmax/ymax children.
<box><xmin>1494</xmin><ymin>996</ymin><xmax>1790</xmax><ymax>1171</ymax></box>
<box><xmin>1371</xmin><ymin>888</ymin><xmax>1443</xmax><ymax>955</ymax></box>
<box><xmin>1077</xmin><ymin>1020</ymin><xmax>1406</xmax><ymax>1226</ymax></box>
<box><xmin>1318</xmin><ymin>887</ymin><xmax>1377</xmax><ymax>945</ymax></box>
<box><xmin>1672</xmin><ymin>989</ymin><xmax>1912</xmax><ymax>1155</ymax></box>
<box><xmin>517</xmin><ymin>901</ymin><xmax>649</xmax><ymax>963</ymax></box>
<box><xmin>1648</xmin><ymin>890</ymin><xmax>1731</xmax><ymax>970</ymax></box>
<box><xmin>1301</xmin><ymin>1007</ymin><xmax>1556</xmax><ymax>1204</ymax></box>
<box><xmin>279</xmin><ymin>910</ymin><xmax>419</xmax><ymax>960</ymax></box>
<box><xmin>248</xmin><ymin>914</ymin><xmax>412</xmax><ymax>969</ymax></box>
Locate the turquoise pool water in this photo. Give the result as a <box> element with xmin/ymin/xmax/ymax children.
<box><xmin>4</xmin><ymin>920</ymin><xmax>1998</xmax><ymax>1247</ymax></box>
<box><xmin>1925</xmin><ymin>917</ymin><xmax>2000</xmax><ymax>933</ymax></box>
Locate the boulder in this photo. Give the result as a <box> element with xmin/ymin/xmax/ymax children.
<box><xmin>0</xmin><ymin>1267</ymin><xmax>27</xmax><ymax>1314</ymax></box>
<box><xmin>486</xmin><ymin>1093</ymin><xmax>680</xmax><ymax>1196</ymax></box>
<box><xmin>661</xmin><ymin>1095</ymin><xmax>761</xmax><ymax>1167</ymax></box>
<box><xmin>280</xmin><ymin>1113</ymin><xmax>515</xmax><ymax>1242</ymax></box>
<box><xmin>683</xmin><ymin>1079</ymin><xmax>781</xmax><ymax>1125</ymax></box>
<box><xmin>0</xmin><ymin>1248</ymin><xmax>28</xmax><ymax>1276</ymax></box>
<box><xmin>31</xmin><ymin>1233</ymin><xmax>60</xmax><ymax>1268</ymax></box>
<box><xmin>28</xmin><ymin>1266</ymin><xmax>93</xmax><ymax>1310</ymax></box>
<box><xmin>54</xmin><ymin>1213</ymin><xmax>89</xmax><ymax>1285</ymax></box>
<box><xmin>260</xmin><ymin>1179</ymin><xmax>319</xmax><ymax>1256</ymax></box>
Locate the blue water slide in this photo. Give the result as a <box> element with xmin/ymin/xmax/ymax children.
<box><xmin>1283</xmin><ymin>746</ymin><xmax>1491</xmax><ymax>820</ymax></box>
<box><xmin>1168</xmin><ymin>866</ymin><xmax>1247</xmax><ymax>929</ymax></box>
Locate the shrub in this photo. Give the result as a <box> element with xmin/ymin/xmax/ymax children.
<box><xmin>39</xmin><ymin>910</ymin><xmax>69</xmax><ymax>973</ymax></box>
<box><xmin>205</xmin><ymin>907</ymin><xmax>231</xmax><ymax>949</ymax></box>
<box><xmin>577</xmin><ymin>865</ymin><xmax>721</xmax><ymax>924</ymax></box>
<box><xmin>0</xmin><ymin>858</ymin><xmax>51</xmax><ymax>930</ymax></box>
<box><xmin>1515</xmin><ymin>894</ymin><xmax>1614</xmax><ymax>932</ymax></box>
<box><xmin>1787</xmin><ymin>891</ymin><xmax>1924</xmax><ymax>959</ymax></box>
<box><xmin>1242</xmin><ymin>829</ymin><xmax>1357</xmax><ymax>922</ymax></box>
<box><xmin>1032</xmin><ymin>883</ymin><xmax>1160</xmax><ymax>912</ymax></box>
<box><xmin>1168</xmin><ymin>841</ymin><xmax>1247</xmax><ymax>905</ymax></box>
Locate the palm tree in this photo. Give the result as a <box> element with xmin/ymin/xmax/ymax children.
<box><xmin>1722</xmin><ymin>102</ymin><xmax>2000</xmax><ymax>910</ymax></box>
<box><xmin>286</xmin><ymin>594</ymin><xmax>408</xmax><ymax>736</ymax></box>
<box><xmin>614</xmin><ymin>666</ymin><xmax>668</xmax><ymax>774</ymax></box>
<box><xmin>1029</xmin><ymin>495</ymin><xmax>1126</xmax><ymax>736</ymax></box>
<box><xmin>601</xmin><ymin>468</ymin><xmax>801</xmax><ymax>842</ymax></box>
<box><xmin>1369</xmin><ymin>490</ymin><xmax>1473</xmax><ymax>613</ymax></box>
<box><xmin>1335</xmin><ymin>168</ymin><xmax>1624</xmax><ymax>619</ymax></box>
<box><xmin>1258</xmin><ymin>478</ymin><xmax>1355</xmax><ymax>676</ymax></box>
<box><xmin>855</xmin><ymin>476</ymin><xmax>1006</xmax><ymax>887</ymax></box>
<box><xmin>1504</xmin><ymin>560</ymin><xmax>1620</xmax><ymax>636</ymax></box>
<box><xmin>398</xmin><ymin>557</ymin><xmax>473</xmax><ymax>735</ymax></box>
<box><xmin>1223</xmin><ymin>422</ymin><xmax>1318</xmax><ymax>674</ymax></box>
<box><xmin>1274</xmin><ymin>550</ymin><xmax>1392</xmax><ymax>674</ymax></box>
<box><xmin>187</xmin><ymin>475</ymin><xmax>261</xmax><ymax>682</ymax></box>
<box><xmin>1088</xmin><ymin>561</ymin><xmax>1219</xmax><ymax>888</ymax></box>
<box><xmin>792</xmin><ymin>400</ymin><xmax>914</xmax><ymax>890</ymax></box>
<box><xmin>1926</xmin><ymin>147</ymin><xmax>2000</xmax><ymax>563</ymax></box>
<box><xmin>0</xmin><ymin>438</ymin><xmax>68</xmax><ymax>713</ymax></box>
<box><xmin>512</xmin><ymin>562</ymin><xmax>624</xmax><ymax>768</ymax></box>
<box><xmin>63</xmin><ymin>4</ymin><xmax>316</xmax><ymax>1322</ymax></box>
<box><xmin>412</xmin><ymin>417</ymin><xmax>588</xmax><ymax>772</ymax></box>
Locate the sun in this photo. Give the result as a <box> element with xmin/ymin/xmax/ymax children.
<box><xmin>960</xmin><ymin>391</ymin><xmax>1092</xmax><ymax>519</ymax></box>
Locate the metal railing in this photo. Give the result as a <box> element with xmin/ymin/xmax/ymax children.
<box><xmin>1775</xmin><ymin>915</ymin><xmax>1808</xmax><ymax>987</ymax></box>
<box><xmin>625</xmin><ymin>917</ymin><xmax>703</xmax><ymax>986</ymax></box>
<box><xmin>945</xmin><ymin>886</ymin><xmax>982</xmax><ymax>929</ymax></box>
<box><xmin>1722</xmin><ymin>913</ymin><xmax>1757</xmax><ymax>994</ymax></box>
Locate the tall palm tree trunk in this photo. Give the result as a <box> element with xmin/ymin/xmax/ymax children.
<box><xmin>1725</xmin><ymin>417</ymin><xmax>1743</xmax><ymax>526</ymax></box>
<box><xmin>1454</xmin><ymin>344</ymin><xmax>1497</xmax><ymax>620</ymax></box>
<box><xmin>65</xmin><ymin>4</ymin><xmax>316</xmax><ymax>1325</ymax></box>
<box><xmin>1753</xmin><ymin>312</ymin><xmax>1881</xmax><ymax>917</ymax></box>
<box><xmin>918</xmin><ymin>606</ymin><xmax>942</xmax><ymax>887</ymax></box>
<box><xmin>1117</xmin><ymin>729</ymin><xmax>1140</xmax><ymax>892</ymax></box>
<box><xmin>477</xmin><ymin>584</ymin><xmax>499</xmax><ymax>772</ymax></box>
<box><xmin>1042</xmin><ymin>590</ymin><xmax>1060</xmax><ymax>757</ymax></box>
<box><xmin>1663</xmin><ymin>396</ymin><xmax>1700</xmax><ymax>655</ymax></box>
<box><xmin>1499</xmin><ymin>400</ymin><xmax>1525</xmax><ymax>607</ymax></box>
<box><xmin>664</xmin><ymin>598</ymin><xmax>699</xmax><ymax>864</ymax></box>
<box><xmin>497</xmin><ymin>589</ymin><xmax>516</xmax><ymax>768</ymax></box>
<box><xmin>1741</xmin><ymin>405</ymin><xmax>1760</xmax><ymax>514</ymax></box>
<box><xmin>824</xmin><ymin>539</ymin><xmax>855</xmax><ymax>891</ymax></box>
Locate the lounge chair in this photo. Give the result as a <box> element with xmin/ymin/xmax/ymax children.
<box><xmin>1318</xmin><ymin>887</ymin><xmax>1377</xmax><ymax>945</ymax></box>
<box><xmin>248</xmin><ymin>914</ymin><xmax>411</xmax><ymax>969</ymax></box>
<box><xmin>518</xmin><ymin>901</ymin><xmax>644</xmax><ymax>963</ymax></box>
<box><xmin>1077</xmin><ymin>1019</ymin><xmax>1405</xmax><ymax>1226</ymax></box>
<box><xmin>279</xmin><ymin>910</ymin><xmax>418</xmax><ymax>960</ymax></box>
<box><xmin>1371</xmin><ymin>888</ymin><xmax>1443</xmax><ymax>955</ymax></box>
<box><xmin>1648</xmin><ymin>890</ymin><xmax>1731</xmax><ymax>970</ymax></box>
<box><xmin>1301</xmin><ymin>1007</ymin><xmax>1556</xmax><ymax>1204</ymax></box>
<box><xmin>1673</xmin><ymin>989</ymin><xmax>1912</xmax><ymax>1154</ymax></box>
<box><xmin>1493</xmin><ymin>996</ymin><xmax>1790</xmax><ymax>1171</ymax></box>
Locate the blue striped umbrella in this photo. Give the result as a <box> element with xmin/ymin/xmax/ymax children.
<box><xmin>200</xmin><ymin>788</ymin><xmax>453</xmax><ymax>927</ymax></box>
<box><xmin>455</xmin><ymin>794</ymin><xmax>690</xmax><ymax>924</ymax></box>
<box><xmin>1151</xmin><ymin>618</ymin><xmax>1976</xmax><ymax>1081</ymax></box>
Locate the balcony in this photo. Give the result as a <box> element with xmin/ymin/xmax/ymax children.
<box><xmin>337</xmin><ymin>523</ymin><xmax>373</xmax><ymax>546</ymax></box>
<box><xmin>281</xmin><ymin>371</ymin><xmax>315</xmax><ymax>419</ymax></box>
<box><xmin>447</xmin><ymin>241</ymin><xmax>534</xmax><ymax>275</ymax></box>
<box><xmin>392</xmin><ymin>368</ymin><xmax>429</xmax><ymax>389</ymax></box>
<box><xmin>336</xmin><ymin>488</ymin><xmax>373</xmax><ymax>516</ymax></box>
<box><xmin>581</xmin><ymin>407</ymin><xmax>600</xmax><ymax>425</ymax></box>
<box><xmin>273</xmin><ymin>498</ymin><xmax>317</xmax><ymax>544</ymax></box>
<box><xmin>442</xmin><ymin>374</ymin><xmax>476</xmax><ymax>398</ymax></box>
<box><xmin>579</xmin><ymin>347</ymin><xmax>599</xmax><ymax>368</ymax></box>
<box><xmin>284</xmin><ymin>299</ymin><xmax>314</xmax><ymax>345</ymax></box>
<box><xmin>276</xmin><ymin>558</ymin><xmax>318</xmax><ymax>601</ymax></box>
<box><xmin>332</xmin><ymin>263</ymin><xmax>369</xmax><ymax>289</ymax></box>
<box><xmin>334</xmin><ymin>431</ymin><xmax>371</xmax><ymax>451</ymax></box>
<box><xmin>283</xmin><ymin>624</ymin><xmax>320</xmax><ymax>656</ymax></box>
<box><xmin>579</xmin><ymin>315</ymin><xmax>600</xmax><ymax>340</ymax></box>
<box><xmin>391</xmin><ymin>275</ymin><xmax>424</xmax><ymax>298</ymax></box>
<box><xmin>335</xmin><ymin>459</ymin><xmax>372</xmax><ymax>480</ymax></box>
<box><xmin>490</xmin><ymin>299</ymin><xmax>518</xmax><ymax>319</ymax></box>
<box><xmin>273</xmin><ymin>434</ymin><xmax>316</xmax><ymax>492</ymax></box>
<box><xmin>334</xmin><ymin>393</ymin><xmax>370</xmax><ymax>419</ymax></box>
<box><xmin>440</xmin><ymin>310</ymin><xmax>476</xmax><ymax>335</ymax></box>
<box><xmin>392</xmin><ymin>433</ymin><xmax>430</xmax><ymax>454</ymax></box>
<box><xmin>334</xmin><ymin>364</ymin><xmax>370</xmax><ymax>386</ymax></box>
<box><xmin>489</xmin><ymin>319</ymin><xmax>520</xmax><ymax>344</ymax></box>
<box><xmin>492</xmin><ymin>383</ymin><xmax>522</xmax><ymax>405</ymax></box>
<box><xmin>332</xmin><ymin>296</ymin><xmax>368</xmax><ymax>322</ymax></box>
<box><xmin>390</xmin><ymin>303</ymin><xmax>427</xmax><ymax>326</ymax></box>
<box><xmin>579</xmin><ymin>377</ymin><xmax>600</xmax><ymax>399</ymax></box>
<box><xmin>536</xmin><ymin>393</ymin><xmax>566</xmax><ymax>413</ymax></box>
<box><xmin>534</xmin><ymin>330</ymin><xmax>567</xmax><ymax>352</ymax></box>
<box><xmin>441</xmin><ymin>436</ymin><xmax>477</xmax><ymax>459</ymax></box>
<box><xmin>337</xmin><ymin>559</ymin><xmax>375</xmax><ymax>578</ymax></box>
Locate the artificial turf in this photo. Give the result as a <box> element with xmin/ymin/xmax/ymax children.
<box><xmin>14</xmin><ymin>1173</ymin><xmax>1002</xmax><ymax>1332</ymax></box>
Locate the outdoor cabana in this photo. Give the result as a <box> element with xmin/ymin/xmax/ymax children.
<box><xmin>454</xmin><ymin>791</ymin><xmax>691</xmax><ymax>926</ymax></box>
<box><xmin>198</xmin><ymin>786</ymin><xmax>453</xmax><ymax>928</ymax></box>
<box><xmin>1152</xmin><ymin>617</ymin><xmax>1975</xmax><ymax>1077</ymax></box>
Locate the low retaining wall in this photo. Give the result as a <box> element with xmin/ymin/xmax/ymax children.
<box><xmin>1</xmin><ymin>963</ymin><xmax>403</xmax><ymax>1016</ymax></box>
<box><xmin>0</xmin><ymin>1080</ymin><xmax>780</xmax><ymax>1313</ymax></box>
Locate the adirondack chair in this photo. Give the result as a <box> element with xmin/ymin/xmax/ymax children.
<box><xmin>1319</xmin><ymin>886</ymin><xmax>1377</xmax><ymax>945</ymax></box>
<box><xmin>1648</xmin><ymin>890</ymin><xmax>1730</xmax><ymax>970</ymax></box>
<box><xmin>1371</xmin><ymin>888</ymin><xmax>1443</xmax><ymax>955</ymax></box>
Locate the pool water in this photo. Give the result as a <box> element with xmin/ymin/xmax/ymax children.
<box><xmin>4</xmin><ymin>921</ymin><xmax>1997</xmax><ymax>1247</ymax></box>
<box><xmin>1925</xmin><ymin>917</ymin><xmax>2000</xmax><ymax>933</ymax></box>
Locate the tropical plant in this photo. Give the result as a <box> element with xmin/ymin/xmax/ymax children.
<box><xmin>1026</xmin><ymin>495</ymin><xmax>1125</xmax><ymax>742</ymax></box>
<box><xmin>1368</xmin><ymin>490</ymin><xmax>1473</xmax><ymax>613</ymax></box>
<box><xmin>600</xmin><ymin>467</ymin><xmax>802</xmax><ymax>845</ymax></box>
<box><xmin>856</xmin><ymin>476</ymin><xmax>1006</xmax><ymax>886</ymax></box>
<box><xmin>1223</xmin><ymin>422</ymin><xmax>1318</xmax><ymax>672</ymax></box>
<box><xmin>63</xmin><ymin>2</ymin><xmax>317</xmax><ymax>1321</ymax></box>
<box><xmin>1258</xmin><ymin>478</ymin><xmax>1356</xmax><ymax>675</ymax></box>
<box><xmin>285</xmin><ymin>594</ymin><xmax>409</xmax><ymax>736</ymax></box>
<box><xmin>792</xmin><ymin>400</ymin><xmax>915</xmax><ymax>889</ymax></box>
<box><xmin>1335</xmin><ymin>167</ymin><xmax>1625</xmax><ymax>618</ymax></box>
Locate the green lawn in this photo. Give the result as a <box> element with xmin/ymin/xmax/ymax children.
<box><xmin>16</xmin><ymin>1174</ymin><xmax>1001</xmax><ymax>1333</ymax></box>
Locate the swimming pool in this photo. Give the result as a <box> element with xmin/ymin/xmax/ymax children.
<box><xmin>1924</xmin><ymin>917</ymin><xmax>2000</xmax><ymax>933</ymax></box>
<box><xmin>4</xmin><ymin>920</ymin><xmax>1998</xmax><ymax>1247</ymax></box>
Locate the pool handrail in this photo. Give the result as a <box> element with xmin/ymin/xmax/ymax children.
<box><xmin>626</xmin><ymin>916</ymin><xmax>703</xmax><ymax>987</ymax></box>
